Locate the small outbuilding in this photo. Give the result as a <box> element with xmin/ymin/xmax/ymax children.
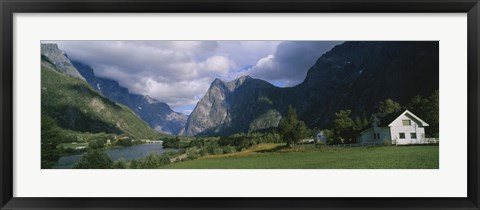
<box><xmin>314</xmin><ymin>131</ymin><xmax>329</xmax><ymax>144</ymax></box>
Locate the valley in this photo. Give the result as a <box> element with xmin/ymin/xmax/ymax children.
<box><xmin>40</xmin><ymin>41</ymin><xmax>439</xmax><ymax>169</ymax></box>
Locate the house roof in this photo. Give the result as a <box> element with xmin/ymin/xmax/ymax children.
<box><xmin>387</xmin><ymin>110</ymin><xmax>429</xmax><ymax>127</ymax></box>
<box><xmin>374</xmin><ymin>110</ymin><xmax>405</xmax><ymax>127</ymax></box>
<box><xmin>359</xmin><ymin>126</ymin><xmax>372</xmax><ymax>134</ymax></box>
<box><xmin>359</xmin><ymin>109</ymin><xmax>429</xmax><ymax>134</ymax></box>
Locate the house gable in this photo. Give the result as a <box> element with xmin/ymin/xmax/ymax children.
<box><xmin>388</xmin><ymin>110</ymin><xmax>429</xmax><ymax>127</ymax></box>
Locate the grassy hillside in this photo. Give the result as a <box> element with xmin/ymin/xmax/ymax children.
<box><xmin>41</xmin><ymin>59</ymin><xmax>162</xmax><ymax>140</ymax></box>
<box><xmin>162</xmin><ymin>144</ymin><xmax>439</xmax><ymax>169</ymax></box>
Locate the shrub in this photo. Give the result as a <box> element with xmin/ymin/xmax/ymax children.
<box><xmin>138</xmin><ymin>153</ymin><xmax>171</xmax><ymax>169</ymax></box>
<box><xmin>113</xmin><ymin>158</ymin><xmax>128</xmax><ymax>169</ymax></box>
<box><xmin>73</xmin><ymin>150</ymin><xmax>113</xmax><ymax>169</ymax></box>
<box><xmin>199</xmin><ymin>149</ymin><xmax>208</xmax><ymax>157</ymax></box>
<box><xmin>213</xmin><ymin>148</ymin><xmax>224</xmax><ymax>155</ymax></box>
<box><xmin>89</xmin><ymin>139</ymin><xmax>106</xmax><ymax>149</ymax></box>
<box><xmin>186</xmin><ymin>147</ymin><xmax>200</xmax><ymax>160</ymax></box>
<box><xmin>383</xmin><ymin>139</ymin><xmax>392</xmax><ymax>146</ymax></box>
<box><xmin>116</xmin><ymin>138</ymin><xmax>133</xmax><ymax>147</ymax></box>
<box><xmin>222</xmin><ymin>145</ymin><xmax>237</xmax><ymax>154</ymax></box>
<box><xmin>129</xmin><ymin>159</ymin><xmax>139</xmax><ymax>169</ymax></box>
<box><xmin>163</xmin><ymin>137</ymin><xmax>180</xmax><ymax>149</ymax></box>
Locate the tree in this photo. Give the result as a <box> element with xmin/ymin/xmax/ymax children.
<box><xmin>163</xmin><ymin>137</ymin><xmax>180</xmax><ymax>149</ymax></box>
<box><xmin>41</xmin><ymin>115</ymin><xmax>62</xmax><ymax>169</ymax></box>
<box><xmin>378</xmin><ymin>99</ymin><xmax>401</xmax><ymax>114</ymax></box>
<box><xmin>89</xmin><ymin>139</ymin><xmax>106</xmax><ymax>149</ymax></box>
<box><xmin>353</xmin><ymin>116</ymin><xmax>369</xmax><ymax>131</ymax></box>
<box><xmin>278</xmin><ymin>105</ymin><xmax>309</xmax><ymax>147</ymax></box>
<box><xmin>332</xmin><ymin>109</ymin><xmax>356</xmax><ymax>144</ymax></box>
<box><xmin>405</xmin><ymin>90</ymin><xmax>439</xmax><ymax>137</ymax></box>
<box><xmin>73</xmin><ymin>150</ymin><xmax>113</xmax><ymax>169</ymax></box>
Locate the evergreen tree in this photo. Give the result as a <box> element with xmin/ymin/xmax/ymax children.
<box><xmin>405</xmin><ymin>90</ymin><xmax>439</xmax><ymax>137</ymax></box>
<box><xmin>279</xmin><ymin>105</ymin><xmax>309</xmax><ymax>147</ymax></box>
<box><xmin>332</xmin><ymin>109</ymin><xmax>356</xmax><ymax>144</ymax></box>
<box><xmin>378</xmin><ymin>99</ymin><xmax>402</xmax><ymax>114</ymax></box>
<box><xmin>41</xmin><ymin>115</ymin><xmax>62</xmax><ymax>169</ymax></box>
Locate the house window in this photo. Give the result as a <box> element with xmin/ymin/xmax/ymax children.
<box><xmin>376</xmin><ymin>133</ymin><xmax>380</xmax><ymax>139</ymax></box>
<box><xmin>410</xmin><ymin>133</ymin><xmax>417</xmax><ymax>139</ymax></box>
<box><xmin>373</xmin><ymin>133</ymin><xmax>376</xmax><ymax>139</ymax></box>
<box><xmin>402</xmin><ymin>120</ymin><xmax>411</xmax><ymax>126</ymax></box>
<box><xmin>399</xmin><ymin>133</ymin><xmax>405</xmax><ymax>139</ymax></box>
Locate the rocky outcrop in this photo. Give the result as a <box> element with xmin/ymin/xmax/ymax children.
<box><xmin>41</xmin><ymin>43</ymin><xmax>86</xmax><ymax>81</ymax></box>
<box><xmin>181</xmin><ymin>75</ymin><xmax>282</xmax><ymax>136</ymax></box>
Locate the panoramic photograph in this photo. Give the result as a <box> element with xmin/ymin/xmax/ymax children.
<box><xmin>40</xmin><ymin>41</ymin><xmax>439</xmax><ymax>169</ymax></box>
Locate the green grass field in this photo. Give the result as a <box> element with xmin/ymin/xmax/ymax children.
<box><xmin>162</xmin><ymin>144</ymin><xmax>439</xmax><ymax>169</ymax></box>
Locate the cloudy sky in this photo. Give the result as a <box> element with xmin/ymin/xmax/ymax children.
<box><xmin>52</xmin><ymin>41</ymin><xmax>342</xmax><ymax>115</ymax></box>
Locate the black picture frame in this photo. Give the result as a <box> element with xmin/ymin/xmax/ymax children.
<box><xmin>1</xmin><ymin>0</ymin><xmax>479</xmax><ymax>209</ymax></box>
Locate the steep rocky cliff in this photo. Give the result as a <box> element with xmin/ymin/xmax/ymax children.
<box><xmin>41</xmin><ymin>43</ymin><xmax>86</xmax><ymax>81</ymax></box>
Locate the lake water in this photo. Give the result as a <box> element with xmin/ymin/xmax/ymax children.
<box><xmin>54</xmin><ymin>143</ymin><xmax>169</xmax><ymax>169</ymax></box>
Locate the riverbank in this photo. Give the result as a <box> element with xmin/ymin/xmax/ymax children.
<box><xmin>54</xmin><ymin>142</ymin><xmax>172</xmax><ymax>168</ymax></box>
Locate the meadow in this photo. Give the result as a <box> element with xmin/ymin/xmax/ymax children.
<box><xmin>162</xmin><ymin>144</ymin><xmax>439</xmax><ymax>169</ymax></box>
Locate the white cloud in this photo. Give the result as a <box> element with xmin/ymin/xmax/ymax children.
<box><xmin>53</xmin><ymin>41</ymin><xmax>341</xmax><ymax>113</ymax></box>
<box><xmin>54</xmin><ymin>41</ymin><xmax>278</xmax><ymax>113</ymax></box>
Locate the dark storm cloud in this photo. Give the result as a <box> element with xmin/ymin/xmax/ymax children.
<box><xmin>247</xmin><ymin>41</ymin><xmax>343</xmax><ymax>87</ymax></box>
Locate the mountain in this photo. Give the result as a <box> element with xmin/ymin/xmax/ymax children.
<box><xmin>180</xmin><ymin>75</ymin><xmax>282</xmax><ymax>135</ymax></box>
<box><xmin>71</xmin><ymin>61</ymin><xmax>187</xmax><ymax>135</ymax></box>
<box><xmin>41</xmin><ymin>57</ymin><xmax>162</xmax><ymax>140</ymax></box>
<box><xmin>292</xmin><ymin>41</ymin><xmax>439</xmax><ymax>127</ymax></box>
<box><xmin>182</xmin><ymin>41</ymin><xmax>439</xmax><ymax>136</ymax></box>
<box><xmin>41</xmin><ymin>43</ymin><xmax>86</xmax><ymax>81</ymax></box>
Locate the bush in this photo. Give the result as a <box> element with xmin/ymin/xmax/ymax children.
<box><xmin>188</xmin><ymin>138</ymin><xmax>205</xmax><ymax>148</ymax></box>
<box><xmin>222</xmin><ymin>145</ymin><xmax>237</xmax><ymax>154</ymax></box>
<box><xmin>199</xmin><ymin>149</ymin><xmax>208</xmax><ymax>157</ymax></box>
<box><xmin>186</xmin><ymin>147</ymin><xmax>200</xmax><ymax>160</ymax></box>
<box><xmin>89</xmin><ymin>139</ymin><xmax>106</xmax><ymax>149</ymax></box>
<box><xmin>138</xmin><ymin>153</ymin><xmax>171</xmax><ymax>169</ymax></box>
<box><xmin>383</xmin><ymin>139</ymin><xmax>392</xmax><ymax>146</ymax></box>
<box><xmin>163</xmin><ymin>137</ymin><xmax>180</xmax><ymax>149</ymax></box>
<box><xmin>206</xmin><ymin>142</ymin><xmax>221</xmax><ymax>155</ymax></box>
<box><xmin>218</xmin><ymin>137</ymin><xmax>233</xmax><ymax>147</ymax></box>
<box><xmin>116</xmin><ymin>138</ymin><xmax>133</xmax><ymax>147</ymax></box>
<box><xmin>113</xmin><ymin>158</ymin><xmax>128</xmax><ymax>169</ymax></box>
<box><xmin>73</xmin><ymin>150</ymin><xmax>113</xmax><ymax>169</ymax></box>
<box><xmin>213</xmin><ymin>148</ymin><xmax>224</xmax><ymax>155</ymax></box>
<box><xmin>130</xmin><ymin>159</ymin><xmax>140</xmax><ymax>169</ymax></box>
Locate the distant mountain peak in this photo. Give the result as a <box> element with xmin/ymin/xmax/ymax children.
<box><xmin>41</xmin><ymin>43</ymin><xmax>86</xmax><ymax>81</ymax></box>
<box><xmin>72</xmin><ymin>61</ymin><xmax>187</xmax><ymax>135</ymax></box>
<box><xmin>144</xmin><ymin>95</ymin><xmax>159</xmax><ymax>104</ymax></box>
<box><xmin>210</xmin><ymin>75</ymin><xmax>253</xmax><ymax>93</ymax></box>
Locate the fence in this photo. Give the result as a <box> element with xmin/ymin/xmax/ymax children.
<box><xmin>424</xmin><ymin>138</ymin><xmax>439</xmax><ymax>144</ymax></box>
<box><xmin>323</xmin><ymin>138</ymin><xmax>439</xmax><ymax>148</ymax></box>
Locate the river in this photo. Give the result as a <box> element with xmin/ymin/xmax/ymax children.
<box><xmin>54</xmin><ymin>143</ymin><xmax>171</xmax><ymax>169</ymax></box>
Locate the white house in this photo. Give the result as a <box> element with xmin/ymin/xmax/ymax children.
<box><xmin>357</xmin><ymin>110</ymin><xmax>429</xmax><ymax>145</ymax></box>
